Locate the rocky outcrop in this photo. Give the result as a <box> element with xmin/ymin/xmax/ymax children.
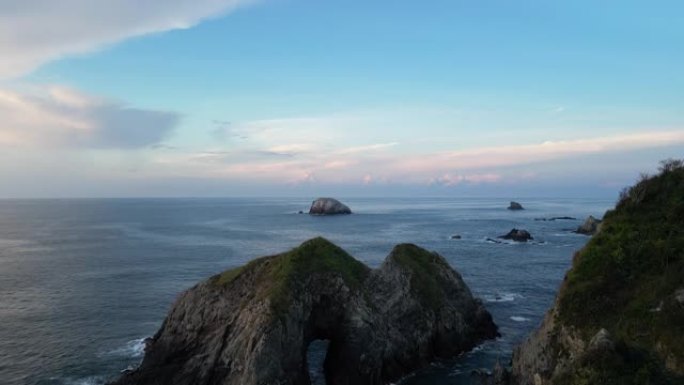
<box><xmin>508</xmin><ymin>201</ymin><xmax>524</xmax><ymax>210</ymax></box>
<box><xmin>534</xmin><ymin>217</ymin><xmax>576</xmax><ymax>222</ymax></box>
<box><xmin>309</xmin><ymin>198</ymin><xmax>352</xmax><ymax>215</ymax></box>
<box><xmin>110</xmin><ymin>238</ymin><xmax>497</xmax><ymax>385</ymax></box>
<box><xmin>574</xmin><ymin>215</ymin><xmax>602</xmax><ymax>235</ymax></box>
<box><xmin>506</xmin><ymin>161</ymin><xmax>684</xmax><ymax>385</ymax></box>
<box><xmin>499</xmin><ymin>228</ymin><xmax>533</xmax><ymax>242</ymax></box>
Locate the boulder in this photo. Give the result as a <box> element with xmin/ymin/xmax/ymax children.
<box><xmin>508</xmin><ymin>201</ymin><xmax>524</xmax><ymax>210</ymax></box>
<box><xmin>110</xmin><ymin>238</ymin><xmax>498</xmax><ymax>385</ymax></box>
<box><xmin>309</xmin><ymin>197</ymin><xmax>352</xmax><ymax>215</ymax></box>
<box><xmin>499</xmin><ymin>228</ymin><xmax>533</xmax><ymax>242</ymax></box>
<box><xmin>575</xmin><ymin>215</ymin><xmax>602</xmax><ymax>235</ymax></box>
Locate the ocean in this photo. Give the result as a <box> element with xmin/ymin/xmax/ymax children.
<box><xmin>0</xmin><ymin>197</ymin><xmax>614</xmax><ymax>385</ymax></box>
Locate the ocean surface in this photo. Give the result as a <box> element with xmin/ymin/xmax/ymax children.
<box><xmin>0</xmin><ymin>197</ymin><xmax>614</xmax><ymax>385</ymax></box>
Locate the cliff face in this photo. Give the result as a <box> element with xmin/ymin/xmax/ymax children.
<box><xmin>111</xmin><ymin>238</ymin><xmax>497</xmax><ymax>385</ymax></box>
<box><xmin>510</xmin><ymin>161</ymin><xmax>684</xmax><ymax>385</ymax></box>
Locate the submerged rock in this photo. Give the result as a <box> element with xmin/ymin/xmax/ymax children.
<box><xmin>575</xmin><ymin>215</ymin><xmax>602</xmax><ymax>235</ymax></box>
<box><xmin>534</xmin><ymin>216</ymin><xmax>577</xmax><ymax>221</ymax></box>
<box><xmin>499</xmin><ymin>228</ymin><xmax>533</xmax><ymax>242</ymax></box>
<box><xmin>110</xmin><ymin>238</ymin><xmax>497</xmax><ymax>385</ymax></box>
<box><xmin>309</xmin><ymin>197</ymin><xmax>352</xmax><ymax>215</ymax></box>
<box><xmin>508</xmin><ymin>201</ymin><xmax>524</xmax><ymax>210</ymax></box>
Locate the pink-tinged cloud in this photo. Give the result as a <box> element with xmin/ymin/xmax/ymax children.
<box><xmin>396</xmin><ymin>131</ymin><xmax>684</xmax><ymax>174</ymax></box>
<box><xmin>149</xmin><ymin>130</ymin><xmax>684</xmax><ymax>186</ymax></box>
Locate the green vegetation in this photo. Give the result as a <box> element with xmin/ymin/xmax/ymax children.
<box><xmin>390</xmin><ymin>244</ymin><xmax>452</xmax><ymax>310</ymax></box>
<box><xmin>211</xmin><ymin>237</ymin><xmax>371</xmax><ymax>315</ymax></box>
<box><xmin>557</xmin><ymin>159</ymin><xmax>684</xmax><ymax>381</ymax></box>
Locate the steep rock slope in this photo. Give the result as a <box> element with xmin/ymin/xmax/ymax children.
<box><xmin>111</xmin><ymin>238</ymin><xmax>497</xmax><ymax>385</ymax></box>
<box><xmin>510</xmin><ymin>160</ymin><xmax>684</xmax><ymax>385</ymax></box>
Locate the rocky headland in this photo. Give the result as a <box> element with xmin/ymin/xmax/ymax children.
<box><xmin>111</xmin><ymin>238</ymin><xmax>497</xmax><ymax>385</ymax></box>
<box><xmin>499</xmin><ymin>160</ymin><xmax>684</xmax><ymax>384</ymax></box>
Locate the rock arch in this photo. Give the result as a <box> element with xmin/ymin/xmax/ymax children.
<box><xmin>111</xmin><ymin>238</ymin><xmax>497</xmax><ymax>385</ymax></box>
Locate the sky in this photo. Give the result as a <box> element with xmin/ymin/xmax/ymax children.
<box><xmin>0</xmin><ymin>0</ymin><xmax>682</xmax><ymax>198</ymax></box>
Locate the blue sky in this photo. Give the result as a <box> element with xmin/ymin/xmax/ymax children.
<box><xmin>0</xmin><ymin>0</ymin><xmax>682</xmax><ymax>197</ymax></box>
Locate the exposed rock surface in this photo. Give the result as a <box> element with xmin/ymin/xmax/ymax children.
<box><xmin>574</xmin><ymin>215</ymin><xmax>602</xmax><ymax>235</ymax></box>
<box><xmin>499</xmin><ymin>228</ymin><xmax>533</xmax><ymax>242</ymax></box>
<box><xmin>508</xmin><ymin>201</ymin><xmax>524</xmax><ymax>210</ymax></box>
<box><xmin>505</xmin><ymin>162</ymin><xmax>684</xmax><ymax>385</ymax></box>
<box><xmin>110</xmin><ymin>238</ymin><xmax>497</xmax><ymax>385</ymax></box>
<box><xmin>309</xmin><ymin>198</ymin><xmax>352</xmax><ymax>215</ymax></box>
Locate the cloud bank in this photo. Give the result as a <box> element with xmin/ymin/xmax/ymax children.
<box><xmin>152</xmin><ymin>112</ymin><xmax>684</xmax><ymax>186</ymax></box>
<box><xmin>0</xmin><ymin>85</ymin><xmax>178</xmax><ymax>148</ymax></box>
<box><xmin>0</xmin><ymin>0</ymin><xmax>255</xmax><ymax>78</ymax></box>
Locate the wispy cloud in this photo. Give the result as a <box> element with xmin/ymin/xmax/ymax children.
<box><xmin>151</xmin><ymin>113</ymin><xmax>684</xmax><ymax>186</ymax></box>
<box><xmin>0</xmin><ymin>0</ymin><xmax>256</xmax><ymax>79</ymax></box>
<box><xmin>0</xmin><ymin>85</ymin><xmax>179</xmax><ymax>148</ymax></box>
<box><xmin>336</xmin><ymin>142</ymin><xmax>399</xmax><ymax>155</ymax></box>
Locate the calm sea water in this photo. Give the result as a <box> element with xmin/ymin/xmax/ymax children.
<box><xmin>0</xmin><ymin>197</ymin><xmax>613</xmax><ymax>385</ymax></box>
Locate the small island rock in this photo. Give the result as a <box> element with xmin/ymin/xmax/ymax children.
<box><xmin>499</xmin><ymin>228</ymin><xmax>533</xmax><ymax>242</ymax></box>
<box><xmin>508</xmin><ymin>201</ymin><xmax>524</xmax><ymax>210</ymax></box>
<box><xmin>309</xmin><ymin>197</ymin><xmax>352</xmax><ymax>215</ymax></box>
<box><xmin>575</xmin><ymin>215</ymin><xmax>602</xmax><ymax>235</ymax></box>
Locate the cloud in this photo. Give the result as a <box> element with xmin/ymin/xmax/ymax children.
<box><xmin>430</xmin><ymin>173</ymin><xmax>502</xmax><ymax>186</ymax></box>
<box><xmin>397</xmin><ymin>131</ymin><xmax>684</xmax><ymax>173</ymax></box>
<box><xmin>152</xmin><ymin>126</ymin><xmax>684</xmax><ymax>186</ymax></box>
<box><xmin>0</xmin><ymin>85</ymin><xmax>179</xmax><ymax>148</ymax></box>
<box><xmin>336</xmin><ymin>142</ymin><xmax>399</xmax><ymax>155</ymax></box>
<box><xmin>0</xmin><ymin>0</ymin><xmax>255</xmax><ymax>78</ymax></box>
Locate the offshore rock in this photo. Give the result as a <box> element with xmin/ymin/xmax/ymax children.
<box><xmin>110</xmin><ymin>238</ymin><xmax>497</xmax><ymax>385</ymax></box>
<box><xmin>309</xmin><ymin>197</ymin><xmax>352</xmax><ymax>215</ymax></box>
<box><xmin>499</xmin><ymin>228</ymin><xmax>533</xmax><ymax>242</ymax></box>
<box><xmin>508</xmin><ymin>201</ymin><xmax>524</xmax><ymax>210</ymax></box>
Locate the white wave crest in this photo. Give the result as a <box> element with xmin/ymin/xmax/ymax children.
<box><xmin>483</xmin><ymin>292</ymin><xmax>523</xmax><ymax>303</ymax></box>
<box><xmin>105</xmin><ymin>337</ymin><xmax>148</xmax><ymax>358</ymax></box>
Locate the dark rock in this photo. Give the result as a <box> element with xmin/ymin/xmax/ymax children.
<box><xmin>309</xmin><ymin>197</ymin><xmax>352</xmax><ymax>215</ymax></box>
<box><xmin>575</xmin><ymin>215</ymin><xmax>602</xmax><ymax>235</ymax></box>
<box><xmin>491</xmin><ymin>360</ymin><xmax>510</xmax><ymax>385</ymax></box>
<box><xmin>471</xmin><ymin>368</ymin><xmax>492</xmax><ymax>377</ymax></box>
<box><xmin>499</xmin><ymin>228</ymin><xmax>533</xmax><ymax>242</ymax></box>
<box><xmin>110</xmin><ymin>238</ymin><xmax>497</xmax><ymax>385</ymax></box>
<box><xmin>507</xmin><ymin>201</ymin><xmax>524</xmax><ymax>210</ymax></box>
<box><xmin>534</xmin><ymin>216</ymin><xmax>577</xmax><ymax>221</ymax></box>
